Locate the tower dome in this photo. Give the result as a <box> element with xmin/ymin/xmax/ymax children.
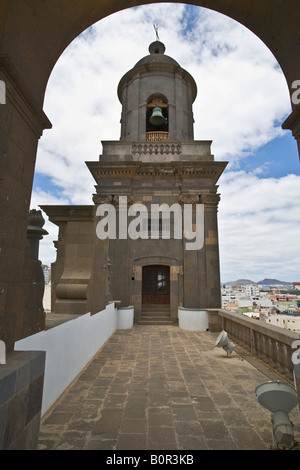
<box><xmin>133</xmin><ymin>40</ymin><xmax>179</xmax><ymax>68</ymax></box>
<box><xmin>117</xmin><ymin>41</ymin><xmax>197</xmax><ymax>142</ymax></box>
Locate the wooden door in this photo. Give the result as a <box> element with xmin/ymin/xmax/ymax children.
<box><xmin>142</xmin><ymin>265</ymin><xmax>170</xmax><ymax>305</ymax></box>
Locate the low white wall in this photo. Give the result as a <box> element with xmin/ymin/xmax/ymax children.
<box><xmin>117</xmin><ymin>306</ymin><xmax>134</xmax><ymax>330</ymax></box>
<box><xmin>178</xmin><ymin>308</ymin><xmax>209</xmax><ymax>331</ymax></box>
<box><xmin>14</xmin><ymin>303</ymin><xmax>117</xmax><ymax>416</ymax></box>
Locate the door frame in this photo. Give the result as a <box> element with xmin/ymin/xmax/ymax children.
<box><xmin>132</xmin><ymin>256</ymin><xmax>182</xmax><ymax>323</ymax></box>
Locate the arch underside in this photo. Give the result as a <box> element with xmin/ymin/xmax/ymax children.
<box><xmin>1</xmin><ymin>0</ymin><xmax>300</xmax><ymax>105</ymax></box>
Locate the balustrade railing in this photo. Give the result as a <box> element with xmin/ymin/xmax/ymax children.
<box><xmin>146</xmin><ymin>131</ymin><xmax>170</xmax><ymax>142</ymax></box>
<box><xmin>208</xmin><ymin>309</ymin><xmax>299</xmax><ymax>382</ymax></box>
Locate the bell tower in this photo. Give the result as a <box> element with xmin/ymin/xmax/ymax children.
<box><xmin>42</xmin><ymin>39</ymin><xmax>227</xmax><ymax>324</ymax></box>
<box><xmin>118</xmin><ymin>40</ymin><xmax>196</xmax><ymax>142</ymax></box>
<box><xmin>85</xmin><ymin>39</ymin><xmax>227</xmax><ymax>323</ymax></box>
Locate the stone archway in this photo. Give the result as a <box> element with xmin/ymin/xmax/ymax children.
<box><xmin>1</xmin><ymin>0</ymin><xmax>300</xmax><ymax>350</ymax></box>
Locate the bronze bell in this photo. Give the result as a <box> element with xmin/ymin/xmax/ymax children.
<box><xmin>149</xmin><ymin>107</ymin><xmax>165</xmax><ymax>126</ymax></box>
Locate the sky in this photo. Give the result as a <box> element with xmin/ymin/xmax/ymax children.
<box><xmin>31</xmin><ymin>3</ymin><xmax>300</xmax><ymax>283</ymax></box>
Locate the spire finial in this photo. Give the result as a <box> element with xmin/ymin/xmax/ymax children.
<box><xmin>153</xmin><ymin>24</ymin><xmax>160</xmax><ymax>41</ymax></box>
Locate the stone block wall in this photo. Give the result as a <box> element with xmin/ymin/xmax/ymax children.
<box><xmin>0</xmin><ymin>350</ymin><xmax>45</xmax><ymax>450</ymax></box>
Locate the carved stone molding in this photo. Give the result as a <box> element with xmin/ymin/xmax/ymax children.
<box><xmin>200</xmin><ymin>194</ymin><xmax>220</xmax><ymax>209</ymax></box>
<box><xmin>89</xmin><ymin>162</ymin><xmax>225</xmax><ymax>180</ymax></box>
<box><xmin>113</xmin><ymin>195</ymin><xmax>134</xmax><ymax>206</ymax></box>
<box><xmin>181</xmin><ymin>168</ymin><xmax>219</xmax><ymax>177</ymax></box>
<box><xmin>282</xmin><ymin>105</ymin><xmax>300</xmax><ymax>155</ymax></box>
<box><xmin>93</xmin><ymin>193</ymin><xmax>135</xmax><ymax>207</ymax></box>
<box><xmin>179</xmin><ymin>194</ymin><xmax>200</xmax><ymax>205</ymax></box>
<box><xmin>137</xmin><ymin>166</ymin><xmax>174</xmax><ymax>176</ymax></box>
<box><xmin>92</xmin><ymin>194</ymin><xmax>113</xmax><ymax>205</ymax></box>
<box><xmin>132</xmin><ymin>143</ymin><xmax>181</xmax><ymax>155</ymax></box>
<box><xmin>0</xmin><ymin>54</ymin><xmax>52</xmax><ymax>137</ymax></box>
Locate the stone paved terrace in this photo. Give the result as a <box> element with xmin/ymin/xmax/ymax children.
<box><xmin>38</xmin><ymin>325</ymin><xmax>300</xmax><ymax>451</ymax></box>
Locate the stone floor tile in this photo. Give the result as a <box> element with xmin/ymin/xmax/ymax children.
<box><xmin>148</xmin><ymin>426</ymin><xmax>177</xmax><ymax>449</ymax></box>
<box><xmin>117</xmin><ymin>433</ymin><xmax>147</xmax><ymax>450</ymax></box>
<box><xmin>176</xmin><ymin>434</ymin><xmax>208</xmax><ymax>450</ymax></box>
<box><xmin>38</xmin><ymin>325</ymin><xmax>300</xmax><ymax>451</ymax></box>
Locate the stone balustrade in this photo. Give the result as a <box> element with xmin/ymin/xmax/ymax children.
<box><xmin>207</xmin><ymin>307</ymin><xmax>300</xmax><ymax>415</ymax></box>
<box><xmin>207</xmin><ymin>309</ymin><xmax>300</xmax><ymax>382</ymax></box>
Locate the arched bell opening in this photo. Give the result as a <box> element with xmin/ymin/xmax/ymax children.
<box><xmin>146</xmin><ymin>94</ymin><xmax>169</xmax><ymax>141</ymax></box>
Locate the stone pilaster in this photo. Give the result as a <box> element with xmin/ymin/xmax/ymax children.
<box><xmin>0</xmin><ymin>56</ymin><xmax>51</xmax><ymax>349</ymax></box>
<box><xmin>200</xmin><ymin>193</ymin><xmax>222</xmax><ymax>308</ymax></box>
<box><xmin>40</xmin><ymin>206</ymin><xmax>109</xmax><ymax>316</ymax></box>
<box><xmin>0</xmin><ymin>350</ymin><xmax>46</xmax><ymax>450</ymax></box>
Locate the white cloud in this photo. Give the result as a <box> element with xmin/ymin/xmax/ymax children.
<box><xmin>30</xmin><ymin>190</ymin><xmax>69</xmax><ymax>266</ymax></box>
<box><xmin>218</xmin><ymin>172</ymin><xmax>300</xmax><ymax>282</ymax></box>
<box><xmin>33</xmin><ymin>3</ymin><xmax>299</xmax><ymax>281</ymax></box>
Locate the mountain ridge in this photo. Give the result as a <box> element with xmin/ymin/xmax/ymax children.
<box><xmin>224</xmin><ymin>278</ymin><xmax>293</xmax><ymax>286</ymax></box>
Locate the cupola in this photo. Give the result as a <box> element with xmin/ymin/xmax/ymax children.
<box><xmin>117</xmin><ymin>41</ymin><xmax>197</xmax><ymax>142</ymax></box>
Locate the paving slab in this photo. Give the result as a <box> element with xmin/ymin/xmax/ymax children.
<box><xmin>38</xmin><ymin>325</ymin><xmax>300</xmax><ymax>451</ymax></box>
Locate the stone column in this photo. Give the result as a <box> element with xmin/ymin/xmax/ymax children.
<box><xmin>109</xmin><ymin>194</ymin><xmax>133</xmax><ymax>307</ymax></box>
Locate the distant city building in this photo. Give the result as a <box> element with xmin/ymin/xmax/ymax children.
<box><xmin>269</xmin><ymin>294</ymin><xmax>297</xmax><ymax>302</ymax></box>
<box><xmin>245</xmin><ymin>284</ymin><xmax>260</xmax><ymax>297</ymax></box>
<box><xmin>264</xmin><ymin>310</ymin><xmax>300</xmax><ymax>332</ymax></box>
<box><xmin>253</xmin><ymin>298</ymin><xmax>273</xmax><ymax>308</ymax></box>
<box><xmin>237</xmin><ymin>297</ymin><xmax>253</xmax><ymax>308</ymax></box>
<box><xmin>221</xmin><ymin>280</ymin><xmax>300</xmax><ymax>332</ymax></box>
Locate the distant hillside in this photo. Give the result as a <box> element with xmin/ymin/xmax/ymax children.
<box><xmin>225</xmin><ymin>278</ymin><xmax>292</xmax><ymax>286</ymax></box>
<box><xmin>225</xmin><ymin>279</ymin><xmax>255</xmax><ymax>285</ymax></box>
<box><xmin>257</xmin><ymin>278</ymin><xmax>292</xmax><ymax>286</ymax></box>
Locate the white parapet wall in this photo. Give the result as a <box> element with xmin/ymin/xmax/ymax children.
<box><xmin>117</xmin><ymin>306</ymin><xmax>134</xmax><ymax>330</ymax></box>
<box><xmin>178</xmin><ymin>307</ymin><xmax>209</xmax><ymax>331</ymax></box>
<box><xmin>14</xmin><ymin>302</ymin><xmax>123</xmax><ymax>416</ymax></box>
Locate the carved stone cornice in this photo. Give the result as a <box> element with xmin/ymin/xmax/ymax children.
<box><xmin>89</xmin><ymin>164</ymin><xmax>222</xmax><ymax>178</ymax></box>
<box><xmin>39</xmin><ymin>205</ymin><xmax>95</xmax><ymax>222</ymax></box>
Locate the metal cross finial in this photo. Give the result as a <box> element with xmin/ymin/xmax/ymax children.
<box><xmin>153</xmin><ymin>24</ymin><xmax>160</xmax><ymax>41</ymax></box>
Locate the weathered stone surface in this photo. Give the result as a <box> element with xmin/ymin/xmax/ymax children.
<box><xmin>0</xmin><ymin>351</ymin><xmax>45</xmax><ymax>450</ymax></box>
<box><xmin>38</xmin><ymin>325</ymin><xmax>300</xmax><ymax>450</ymax></box>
